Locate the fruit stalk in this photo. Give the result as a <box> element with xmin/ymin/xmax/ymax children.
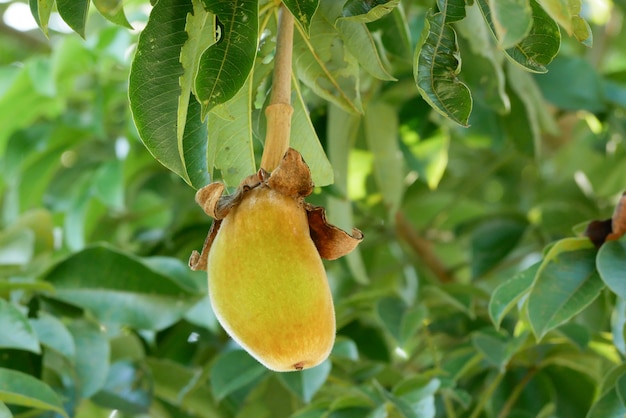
<box><xmin>260</xmin><ymin>3</ymin><xmax>294</xmax><ymax>173</ymax></box>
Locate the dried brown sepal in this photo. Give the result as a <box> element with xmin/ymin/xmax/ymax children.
<box><xmin>609</xmin><ymin>192</ymin><xmax>626</xmax><ymax>240</ymax></box>
<box><xmin>190</xmin><ymin>147</ymin><xmax>363</xmax><ymax>269</ymax></box>
<box><xmin>189</xmin><ymin>219</ymin><xmax>222</xmax><ymax>271</ymax></box>
<box><xmin>584</xmin><ymin>191</ymin><xmax>626</xmax><ymax>248</ymax></box>
<box><xmin>267</xmin><ymin>148</ymin><xmax>314</xmax><ymax>198</ymax></box>
<box><xmin>584</xmin><ymin>219</ymin><xmax>613</xmax><ymax>249</ymax></box>
<box><xmin>306</xmin><ymin>203</ymin><xmax>364</xmax><ymax>260</ymax></box>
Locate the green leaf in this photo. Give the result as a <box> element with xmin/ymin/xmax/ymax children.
<box><xmin>210</xmin><ymin>350</ymin><xmax>267</xmax><ymax>401</ymax></box>
<box><xmin>470</xmin><ymin>215</ymin><xmax>528</xmax><ymax>278</ymax></box>
<box><xmin>0</xmin><ymin>401</ymin><xmax>11</xmax><ymax>418</ymax></box>
<box><xmin>293</xmin><ymin>4</ymin><xmax>362</xmax><ymax>114</ymax></box>
<box><xmin>477</xmin><ymin>0</ymin><xmax>561</xmax><ymax>73</ymax></box>
<box><xmin>597</xmin><ymin>237</ymin><xmax>626</xmax><ymax>300</ymax></box>
<box><xmin>284</xmin><ymin>0</ymin><xmax>319</xmax><ymax>34</ymax></box>
<box><xmin>206</xmin><ymin>76</ymin><xmax>256</xmax><ymax>187</ymax></box>
<box><xmin>129</xmin><ymin>0</ymin><xmax>210</xmax><ymax>188</ymax></box>
<box><xmin>92</xmin><ymin>0</ymin><xmax>132</xmax><ymax>28</ymax></box>
<box><xmin>534</xmin><ymin>56</ymin><xmax>606</xmax><ymax>113</ymax></box>
<box><xmin>336</xmin><ymin>18</ymin><xmax>396</xmax><ymax>81</ymax></box>
<box><xmin>342</xmin><ymin>0</ymin><xmax>400</xmax><ymax>22</ymax></box>
<box><xmin>489</xmin><ymin>262</ymin><xmax>539</xmax><ymax>329</ymax></box>
<box><xmin>29</xmin><ymin>0</ymin><xmax>55</xmax><ymax>36</ymax></box>
<box><xmin>455</xmin><ymin>4</ymin><xmax>510</xmax><ymax>114</ymax></box>
<box><xmin>91</xmin><ymin>361</ymin><xmax>151</xmax><ymax>414</ymax></box>
<box><xmin>364</xmin><ymin>100</ymin><xmax>405</xmax><ymax>215</ymax></box>
<box><xmin>68</xmin><ymin>320</ymin><xmax>110</xmax><ymax>398</ymax></box>
<box><xmin>587</xmin><ymin>387</ymin><xmax>626</xmax><ymax>418</ymax></box>
<box><xmin>0</xmin><ymin>368</ymin><xmax>67</xmax><ymax>418</ymax></box>
<box><xmin>471</xmin><ymin>330</ymin><xmax>527</xmax><ymax>371</ymax></box>
<box><xmin>415</xmin><ymin>7</ymin><xmax>473</xmax><ymax>127</ymax></box>
<box><xmin>377</xmin><ymin>297</ymin><xmax>425</xmax><ymax>347</ymax></box>
<box><xmin>612</xmin><ymin>297</ymin><xmax>626</xmax><ymax>356</ymax></box>
<box><xmin>527</xmin><ymin>238</ymin><xmax>603</xmax><ymax>340</ymax></box>
<box><xmin>537</xmin><ymin>0</ymin><xmax>592</xmax><ymax>46</ymax></box>
<box><xmin>56</xmin><ymin>0</ymin><xmax>90</xmax><ymax>38</ymax></box>
<box><xmin>278</xmin><ymin>360</ymin><xmax>331</xmax><ymax>403</ymax></box>
<box><xmin>291</xmin><ymin>81</ymin><xmax>334</xmax><ymax>187</ymax></box>
<box><xmin>42</xmin><ymin>245</ymin><xmax>199</xmax><ymax>330</ymax></box>
<box><xmin>489</xmin><ymin>0</ymin><xmax>533</xmax><ymax>48</ymax></box>
<box><xmin>30</xmin><ymin>313</ymin><xmax>76</xmax><ymax>360</ymax></box>
<box><xmin>0</xmin><ymin>299</ymin><xmax>40</xmax><ymax>353</ymax></box>
<box><xmin>0</xmin><ymin>228</ymin><xmax>34</xmax><ymax>266</ymax></box>
<box><xmin>331</xmin><ymin>337</ymin><xmax>359</xmax><ymax>361</ymax></box>
<box><xmin>148</xmin><ymin>358</ymin><xmax>223</xmax><ymax>418</ymax></box>
<box><xmin>327</xmin><ymin>103</ymin><xmax>368</xmax><ymax>284</ymax></box>
<box><xmin>195</xmin><ymin>0</ymin><xmax>258</xmax><ymax>115</ymax></box>
<box><xmin>616</xmin><ymin>373</ymin><xmax>626</xmax><ymax>408</ymax></box>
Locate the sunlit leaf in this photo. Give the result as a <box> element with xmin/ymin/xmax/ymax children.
<box><xmin>341</xmin><ymin>0</ymin><xmax>400</xmax><ymax>23</ymax></box>
<box><xmin>92</xmin><ymin>0</ymin><xmax>132</xmax><ymax>28</ymax></box>
<box><xmin>0</xmin><ymin>368</ymin><xmax>67</xmax><ymax>418</ymax></box>
<box><xmin>537</xmin><ymin>0</ymin><xmax>592</xmax><ymax>46</ymax></box>
<box><xmin>29</xmin><ymin>0</ymin><xmax>54</xmax><ymax>36</ymax></box>
<box><xmin>415</xmin><ymin>6</ymin><xmax>472</xmax><ymax>126</ymax></box>
<box><xmin>284</xmin><ymin>0</ymin><xmax>319</xmax><ymax>34</ymax></box>
<box><xmin>129</xmin><ymin>0</ymin><xmax>210</xmax><ymax>188</ymax></box>
<box><xmin>56</xmin><ymin>0</ymin><xmax>90</xmax><ymax>38</ymax></box>
<box><xmin>195</xmin><ymin>0</ymin><xmax>258</xmax><ymax>115</ymax></box>
<box><xmin>527</xmin><ymin>238</ymin><xmax>603</xmax><ymax>339</ymax></box>
<box><xmin>477</xmin><ymin>0</ymin><xmax>561</xmax><ymax>73</ymax></box>
<box><xmin>364</xmin><ymin>100</ymin><xmax>405</xmax><ymax>215</ymax></box>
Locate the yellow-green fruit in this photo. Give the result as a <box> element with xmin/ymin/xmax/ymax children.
<box><xmin>208</xmin><ymin>187</ymin><xmax>335</xmax><ymax>372</ymax></box>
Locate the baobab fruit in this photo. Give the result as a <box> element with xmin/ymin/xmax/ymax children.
<box><xmin>208</xmin><ymin>186</ymin><xmax>335</xmax><ymax>371</ymax></box>
<box><xmin>189</xmin><ymin>149</ymin><xmax>363</xmax><ymax>372</ymax></box>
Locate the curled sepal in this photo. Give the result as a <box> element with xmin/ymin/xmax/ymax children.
<box><xmin>189</xmin><ymin>147</ymin><xmax>363</xmax><ymax>270</ymax></box>
<box><xmin>268</xmin><ymin>148</ymin><xmax>314</xmax><ymax>198</ymax></box>
<box><xmin>306</xmin><ymin>204</ymin><xmax>364</xmax><ymax>260</ymax></box>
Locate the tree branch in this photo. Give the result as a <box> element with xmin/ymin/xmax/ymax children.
<box><xmin>395</xmin><ymin>210</ymin><xmax>454</xmax><ymax>283</ymax></box>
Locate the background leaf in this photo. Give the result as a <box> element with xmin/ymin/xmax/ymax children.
<box><xmin>0</xmin><ymin>368</ymin><xmax>67</xmax><ymax>417</ymax></box>
<box><xmin>0</xmin><ymin>300</ymin><xmax>40</xmax><ymax>354</ymax></box>
<box><xmin>210</xmin><ymin>350</ymin><xmax>267</xmax><ymax>401</ymax></box>
<box><xmin>278</xmin><ymin>360</ymin><xmax>331</xmax><ymax>403</ymax></box>
<box><xmin>43</xmin><ymin>245</ymin><xmax>200</xmax><ymax>330</ymax></box>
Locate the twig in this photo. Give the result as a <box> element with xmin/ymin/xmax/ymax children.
<box><xmin>260</xmin><ymin>4</ymin><xmax>294</xmax><ymax>172</ymax></box>
<box><xmin>395</xmin><ymin>211</ymin><xmax>454</xmax><ymax>283</ymax></box>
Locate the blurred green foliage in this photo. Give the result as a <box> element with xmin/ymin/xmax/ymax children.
<box><xmin>0</xmin><ymin>0</ymin><xmax>626</xmax><ymax>417</ymax></box>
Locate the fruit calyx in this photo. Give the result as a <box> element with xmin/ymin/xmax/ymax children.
<box><xmin>189</xmin><ymin>148</ymin><xmax>363</xmax><ymax>271</ymax></box>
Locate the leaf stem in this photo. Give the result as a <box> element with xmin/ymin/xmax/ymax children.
<box><xmin>260</xmin><ymin>4</ymin><xmax>294</xmax><ymax>172</ymax></box>
<box><xmin>469</xmin><ymin>371</ymin><xmax>504</xmax><ymax>418</ymax></box>
<box><xmin>497</xmin><ymin>368</ymin><xmax>537</xmax><ymax>418</ymax></box>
